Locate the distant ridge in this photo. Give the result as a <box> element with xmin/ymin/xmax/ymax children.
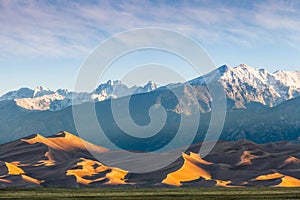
<box><xmin>0</xmin><ymin>81</ymin><xmax>158</xmax><ymax>111</ymax></box>
<box><xmin>1</xmin><ymin>64</ymin><xmax>300</xmax><ymax>111</ymax></box>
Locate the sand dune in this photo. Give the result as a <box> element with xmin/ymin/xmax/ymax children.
<box><xmin>37</xmin><ymin>151</ymin><xmax>56</xmax><ymax>166</ymax></box>
<box><xmin>284</xmin><ymin>156</ymin><xmax>300</xmax><ymax>165</ymax></box>
<box><xmin>277</xmin><ymin>175</ymin><xmax>300</xmax><ymax>187</ymax></box>
<box><xmin>1</xmin><ymin>132</ymin><xmax>300</xmax><ymax>187</ymax></box>
<box><xmin>253</xmin><ymin>172</ymin><xmax>300</xmax><ymax>187</ymax></box>
<box><xmin>21</xmin><ymin>131</ymin><xmax>108</xmax><ymax>153</ymax></box>
<box><xmin>215</xmin><ymin>180</ymin><xmax>231</xmax><ymax>187</ymax></box>
<box><xmin>0</xmin><ymin>162</ymin><xmax>44</xmax><ymax>186</ymax></box>
<box><xmin>5</xmin><ymin>162</ymin><xmax>25</xmax><ymax>175</ymax></box>
<box><xmin>254</xmin><ymin>172</ymin><xmax>284</xmax><ymax>180</ymax></box>
<box><xmin>66</xmin><ymin>158</ymin><xmax>128</xmax><ymax>185</ymax></box>
<box><xmin>238</xmin><ymin>151</ymin><xmax>258</xmax><ymax>165</ymax></box>
<box><xmin>162</xmin><ymin>152</ymin><xmax>212</xmax><ymax>186</ymax></box>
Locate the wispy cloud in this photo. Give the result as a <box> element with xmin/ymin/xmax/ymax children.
<box><xmin>0</xmin><ymin>0</ymin><xmax>300</xmax><ymax>59</ymax></box>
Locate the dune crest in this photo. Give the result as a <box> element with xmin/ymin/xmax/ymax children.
<box><xmin>5</xmin><ymin>162</ymin><xmax>25</xmax><ymax>175</ymax></box>
<box><xmin>254</xmin><ymin>172</ymin><xmax>284</xmax><ymax>181</ymax></box>
<box><xmin>21</xmin><ymin>175</ymin><xmax>44</xmax><ymax>185</ymax></box>
<box><xmin>215</xmin><ymin>180</ymin><xmax>233</xmax><ymax>187</ymax></box>
<box><xmin>0</xmin><ymin>178</ymin><xmax>12</xmax><ymax>183</ymax></box>
<box><xmin>162</xmin><ymin>152</ymin><xmax>238</xmax><ymax>187</ymax></box>
<box><xmin>189</xmin><ymin>152</ymin><xmax>213</xmax><ymax>165</ymax></box>
<box><xmin>162</xmin><ymin>152</ymin><xmax>212</xmax><ymax>186</ymax></box>
<box><xmin>253</xmin><ymin>172</ymin><xmax>300</xmax><ymax>187</ymax></box>
<box><xmin>277</xmin><ymin>176</ymin><xmax>300</xmax><ymax>187</ymax></box>
<box><xmin>2</xmin><ymin>162</ymin><xmax>44</xmax><ymax>185</ymax></box>
<box><xmin>284</xmin><ymin>156</ymin><xmax>300</xmax><ymax>164</ymax></box>
<box><xmin>36</xmin><ymin>151</ymin><xmax>56</xmax><ymax>167</ymax></box>
<box><xmin>238</xmin><ymin>151</ymin><xmax>258</xmax><ymax>165</ymax></box>
<box><xmin>66</xmin><ymin>158</ymin><xmax>128</xmax><ymax>185</ymax></box>
<box><xmin>21</xmin><ymin>131</ymin><xmax>109</xmax><ymax>153</ymax></box>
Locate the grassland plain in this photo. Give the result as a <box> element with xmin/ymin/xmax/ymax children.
<box><xmin>0</xmin><ymin>187</ymin><xmax>300</xmax><ymax>200</ymax></box>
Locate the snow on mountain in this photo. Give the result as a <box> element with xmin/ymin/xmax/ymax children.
<box><xmin>0</xmin><ymin>86</ymin><xmax>55</xmax><ymax>102</ymax></box>
<box><xmin>50</xmin><ymin>92</ymin><xmax>92</xmax><ymax>111</ymax></box>
<box><xmin>1</xmin><ymin>64</ymin><xmax>300</xmax><ymax>111</ymax></box>
<box><xmin>190</xmin><ymin>64</ymin><xmax>300</xmax><ymax>108</ymax></box>
<box><xmin>143</xmin><ymin>81</ymin><xmax>158</xmax><ymax>92</ymax></box>
<box><xmin>0</xmin><ymin>81</ymin><xmax>158</xmax><ymax>111</ymax></box>
<box><xmin>0</xmin><ymin>88</ymin><xmax>34</xmax><ymax>101</ymax></box>
<box><xmin>91</xmin><ymin>80</ymin><xmax>158</xmax><ymax>101</ymax></box>
<box><xmin>15</xmin><ymin>93</ymin><xmax>64</xmax><ymax>111</ymax></box>
<box><xmin>33</xmin><ymin>86</ymin><xmax>54</xmax><ymax>97</ymax></box>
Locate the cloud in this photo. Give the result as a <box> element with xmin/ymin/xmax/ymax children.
<box><xmin>0</xmin><ymin>0</ymin><xmax>299</xmax><ymax>59</ymax></box>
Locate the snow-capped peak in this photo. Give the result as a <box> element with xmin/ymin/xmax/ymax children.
<box><xmin>218</xmin><ymin>65</ymin><xmax>230</xmax><ymax>73</ymax></box>
<box><xmin>106</xmin><ymin>80</ymin><xmax>122</xmax><ymax>86</ymax></box>
<box><xmin>219</xmin><ymin>64</ymin><xmax>300</xmax><ymax>107</ymax></box>
<box><xmin>234</xmin><ymin>64</ymin><xmax>252</xmax><ymax>70</ymax></box>
<box><xmin>56</xmin><ymin>89</ymin><xmax>70</xmax><ymax>96</ymax></box>
<box><xmin>273</xmin><ymin>70</ymin><xmax>300</xmax><ymax>88</ymax></box>
<box><xmin>33</xmin><ymin>86</ymin><xmax>54</xmax><ymax>98</ymax></box>
<box><xmin>189</xmin><ymin>64</ymin><xmax>300</xmax><ymax>108</ymax></box>
<box><xmin>143</xmin><ymin>81</ymin><xmax>157</xmax><ymax>92</ymax></box>
<box><xmin>0</xmin><ymin>80</ymin><xmax>158</xmax><ymax>111</ymax></box>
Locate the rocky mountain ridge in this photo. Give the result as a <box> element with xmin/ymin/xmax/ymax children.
<box><xmin>0</xmin><ymin>81</ymin><xmax>158</xmax><ymax>111</ymax></box>
<box><xmin>1</xmin><ymin>64</ymin><xmax>299</xmax><ymax>111</ymax></box>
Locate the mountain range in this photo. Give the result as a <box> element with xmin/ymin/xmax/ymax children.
<box><xmin>190</xmin><ymin>64</ymin><xmax>300</xmax><ymax>109</ymax></box>
<box><xmin>1</xmin><ymin>64</ymin><xmax>300</xmax><ymax>112</ymax></box>
<box><xmin>0</xmin><ymin>81</ymin><xmax>158</xmax><ymax>111</ymax></box>
<box><xmin>0</xmin><ymin>64</ymin><xmax>299</xmax><ymax>147</ymax></box>
<box><xmin>1</xmin><ymin>131</ymin><xmax>300</xmax><ymax>188</ymax></box>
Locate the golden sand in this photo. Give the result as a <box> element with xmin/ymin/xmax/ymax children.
<box><xmin>215</xmin><ymin>180</ymin><xmax>232</xmax><ymax>187</ymax></box>
<box><xmin>38</xmin><ymin>151</ymin><xmax>56</xmax><ymax>166</ymax></box>
<box><xmin>66</xmin><ymin>158</ymin><xmax>128</xmax><ymax>185</ymax></box>
<box><xmin>238</xmin><ymin>151</ymin><xmax>258</xmax><ymax>165</ymax></box>
<box><xmin>254</xmin><ymin>172</ymin><xmax>284</xmax><ymax>180</ymax></box>
<box><xmin>21</xmin><ymin>175</ymin><xmax>44</xmax><ymax>185</ymax></box>
<box><xmin>162</xmin><ymin>152</ymin><xmax>212</xmax><ymax>186</ymax></box>
<box><xmin>254</xmin><ymin>172</ymin><xmax>300</xmax><ymax>187</ymax></box>
<box><xmin>5</xmin><ymin>162</ymin><xmax>25</xmax><ymax>175</ymax></box>
<box><xmin>4</xmin><ymin>162</ymin><xmax>44</xmax><ymax>185</ymax></box>
<box><xmin>21</xmin><ymin>132</ymin><xmax>109</xmax><ymax>153</ymax></box>
<box><xmin>276</xmin><ymin>175</ymin><xmax>300</xmax><ymax>187</ymax></box>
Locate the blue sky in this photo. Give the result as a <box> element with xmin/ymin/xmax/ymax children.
<box><xmin>0</xmin><ymin>0</ymin><xmax>300</xmax><ymax>94</ymax></box>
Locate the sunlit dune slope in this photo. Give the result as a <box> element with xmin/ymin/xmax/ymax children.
<box><xmin>0</xmin><ymin>161</ymin><xmax>44</xmax><ymax>186</ymax></box>
<box><xmin>21</xmin><ymin>131</ymin><xmax>109</xmax><ymax>153</ymax></box>
<box><xmin>285</xmin><ymin>156</ymin><xmax>300</xmax><ymax>164</ymax></box>
<box><xmin>162</xmin><ymin>152</ymin><xmax>237</xmax><ymax>187</ymax></box>
<box><xmin>254</xmin><ymin>172</ymin><xmax>300</xmax><ymax>187</ymax></box>
<box><xmin>238</xmin><ymin>151</ymin><xmax>258</xmax><ymax>165</ymax></box>
<box><xmin>162</xmin><ymin>152</ymin><xmax>212</xmax><ymax>186</ymax></box>
<box><xmin>5</xmin><ymin>162</ymin><xmax>25</xmax><ymax>175</ymax></box>
<box><xmin>66</xmin><ymin>158</ymin><xmax>128</xmax><ymax>185</ymax></box>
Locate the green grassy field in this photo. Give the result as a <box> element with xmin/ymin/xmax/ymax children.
<box><xmin>0</xmin><ymin>187</ymin><xmax>300</xmax><ymax>200</ymax></box>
